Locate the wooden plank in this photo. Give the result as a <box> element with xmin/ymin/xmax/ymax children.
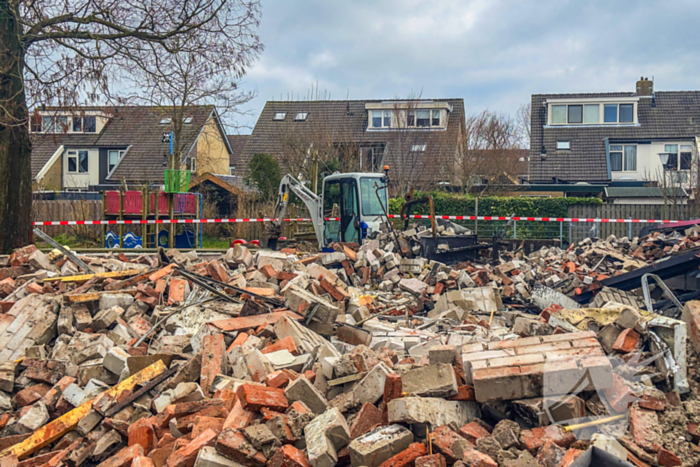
<box><xmin>44</xmin><ymin>269</ymin><xmax>144</xmax><ymax>284</ymax></box>
<box><xmin>209</xmin><ymin>310</ymin><xmax>303</xmax><ymax>332</ymax></box>
<box><xmin>64</xmin><ymin>289</ymin><xmax>137</xmax><ymax>304</ymax></box>
<box><xmin>0</xmin><ymin>360</ymin><xmax>167</xmax><ymax>460</ymax></box>
<box><xmin>104</xmin><ymin>270</ymin><xmax>154</xmax><ymax>291</ymax></box>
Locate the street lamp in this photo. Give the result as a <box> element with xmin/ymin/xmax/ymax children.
<box><xmin>658</xmin><ymin>152</ymin><xmax>671</xmax><ymax>168</ymax></box>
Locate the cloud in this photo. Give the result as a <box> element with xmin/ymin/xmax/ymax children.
<box><xmin>232</xmin><ymin>0</ymin><xmax>700</xmax><ymax>132</ymax></box>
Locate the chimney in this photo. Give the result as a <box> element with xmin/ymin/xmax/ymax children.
<box><xmin>636</xmin><ymin>76</ymin><xmax>653</xmax><ymax>96</ymax></box>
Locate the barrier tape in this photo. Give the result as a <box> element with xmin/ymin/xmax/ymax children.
<box><xmin>33</xmin><ymin>214</ymin><xmax>682</xmax><ymax>226</ymax></box>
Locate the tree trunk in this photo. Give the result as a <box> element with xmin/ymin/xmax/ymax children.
<box><xmin>0</xmin><ymin>0</ymin><xmax>32</xmax><ymax>253</ymax></box>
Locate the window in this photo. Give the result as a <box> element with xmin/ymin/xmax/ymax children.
<box><xmin>551</xmin><ymin>105</ymin><xmax>566</xmax><ymax>124</ymax></box>
<box><xmin>610</xmin><ymin>145</ymin><xmax>636</xmax><ymax>171</ymax></box>
<box><xmin>183</xmin><ymin>117</ymin><xmax>193</xmax><ymax>124</ymax></box>
<box><xmin>294</xmin><ymin>112</ymin><xmax>308</xmax><ymax>121</ymax></box>
<box><xmin>73</xmin><ymin>116</ymin><xmax>96</xmax><ymax>133</ymax></box>
<box><xmin>67</xmin><ymin>152</ymin><xmax>77</xmax><ymax>172</ymax></box>
<box><xmin>681</xmin><ymin>145</ymin><xmax>693</xmax><ymax>170</ymax></box>
<box><xmin>567</xmin><ymin>105</ymin><xmax>582</xmax><ymax>124</ymax></box>
<box><xmin>31</xmin><ymin>114</ymin><xmax>42</xmax><ymax>132</ymax></box>
<box><xmin>360</xmin><ymin>177</ymin><xmax>387</xmax><ymax>216</ymax></box>
<box><xmin>603</xmin><ymin>104</ymin><xmax>617</xmax><ymax>123</ymax></box>
<box><xmin>273</xmin><ymin>112</ymin><xmax>286</xmax><ymax>121</ymax></box>
<box><xmin>42</xmin><ymin>116</ymin><xmax>69</xmax><ymax>133</ymax></box>
<box><xmin>190</xmin><ymin>158</ymin><xmax>196</xmax><ymax>172</ymax></box>
<box><xmin>160</xmin><ymin>117</ymin><xmax>172</xmax><ymax>124</ymax></box>
<box><xmin>410</xmin><ymin>143</ymin><xmax>427</xmax><ymax>152</ymax></box>
<box><xmin>78</xmin><ymin>150</ymin><xmax>88</xmax><ymax>173</ymax></box>
<box><xmin>584</xmin><ymin>104</ymin><xmax>599</xmax><ymax>124</ymax></box>
<box><xmin>73</xmin><ymin>117</ymin><xmax>82</xmax><ymax>132</ymax></box>
<box><xmin>372</xmin><ymin>111</ymin><xmax>382</xmax><ymax>128</ymax></box>
<box><xmin>229</xmin><ymin>166</ymin><xmax>236</xmax><ymax>175</ymax></box>
<box><xmin>619</xmin><ymin>104</ymin><xmax>634</xmax><ymax>123</ymax></box>
<box><xmin>108</xmin><ymin>150</ymin><xmax>123</xmax><ymax>173</ymax></box>
<box><xmin>407</xmin><ymin>111</ymin><xmax>415</xmax><ymax>126</ymax></box>
<box><xmin>432</xmin><ymin>110</ymin><xmax>440</xmax><ymax>126</ymax></box>
<box><xmin>416</xmin><ymin>110</ymin><xmax>430</xmax><ymax>127</ymax></box>
<box><xmin>556</xmin><ymin>141</ymin><xmax>570</xmax><ymax>150</ymax></box>
<box><xmin>383</xmin><ymin>111</ymin><xmax>391</xmax><ymax>127</ymax></box>
<box><xmin>664</xmin><ymin>144</ymin><xmax>678</xmax><ymax>170</ymax></box>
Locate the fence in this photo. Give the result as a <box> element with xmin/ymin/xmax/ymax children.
<box><xmin>32</xmin><ymin>200</ymin><xmax>102</xmax><ymax>238</ymax></box>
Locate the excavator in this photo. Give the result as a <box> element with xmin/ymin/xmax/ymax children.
<box><xmin>262</xmin><ymin>167</ymin><xmax>391</xmax><ymax>250</ymax></box>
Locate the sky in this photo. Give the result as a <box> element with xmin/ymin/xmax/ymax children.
<box><xmin>232</xmin><ymin>0</ymin><xmax>700</xmax><ymax>133</ymax></box>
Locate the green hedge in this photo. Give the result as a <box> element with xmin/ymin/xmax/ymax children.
<box><xmin>388</xmin><ymin>191</ymin><xmax>602</xmax><ymax>240</ymax></box>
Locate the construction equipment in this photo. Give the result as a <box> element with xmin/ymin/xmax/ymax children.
<box><xmin>263</xmin><ymin>167</ymin><xmax>390</xmax><ymax>249</ymax></box>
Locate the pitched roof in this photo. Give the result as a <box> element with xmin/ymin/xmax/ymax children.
<box><xmin>604</xmin><ymin>186</ymin><xmax>687</xmax><ymax>198</ymax></box>
<box><xmin>237</xmin><ymin>99</ymin><xmax>465</xmax><ymax>185</ymax></box>
<box><xmin>31</xmin><ymin>105</ymin><xmax>220</xmax><ymax>184</ymax></box>
<box><xmin>529</xmin><ymin>91</ymin><xmax>700</xmax><ymax>183</ymax></box>
<box><xmin>227</xmin><ymin>135</ymin><xmax>249</xmax><ymax>167</ymax></box>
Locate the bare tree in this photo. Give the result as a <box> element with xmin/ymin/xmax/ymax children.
<box><xmin>460</xmin><ymin>110</ymin><xmax>523</xmax><ymax>192</ymax></box>
<box><xmin>0</xmin><ymin>0</ymin><xmax>262</xmax><ymax>252</ymax></box>
<box><xmin>516</xmin><ymin>103</ymin><xmax>531</xmax><ymax>149</ymax></box>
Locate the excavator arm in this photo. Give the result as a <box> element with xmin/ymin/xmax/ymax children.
<box><xmin>263</xmin><ymin>175</ymin><xmax>325</xmax><ymax>249</ymax></box>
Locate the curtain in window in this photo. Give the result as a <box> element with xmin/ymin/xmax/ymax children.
<box><xmin>610</xmin><ymin>152</ymin><xmax>622</xmax><ymax>171</ymax></box>
<box><xmin>624</xmin><ymin>145</ymin><xmax>636</xmax><ymax>171</ymax></box>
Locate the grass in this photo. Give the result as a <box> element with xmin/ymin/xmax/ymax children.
<box><xmin>202</xmin><ymin>235</ymin><xmax>231</xmax><ymax>249</ymax></box>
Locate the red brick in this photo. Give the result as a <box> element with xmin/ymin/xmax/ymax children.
<box><xmin>216</xmin><ymin>429</ymin><xmax>266</xmax><ymax>467</ymax></box>
<box><xmin>520</xmin><ymin>426</ymin><xmax>576</xmax><ymax>453</ymax></box>
<box><xmin>657</xmin><ymin>447</ymin><xmax>682</xmax><ymax>467</ymax></box>
<box><xmin>237</xmin><ymin>384</ymin><xmax>288</xmax><ymax>412</ymax></box>
<box><xmin>259</xmin><ymin>264</ymin><xmax>277</xmax><ymax>279</ymax></box>
<box><xmin>168</xmin><ymin>278</ymin><xmax>188</xmax><ymax>305</ymax></box>
<box><xmin>176</xmin><ymin>405</ymin><xmax>229</xmax><ymax>434</ymax></box>
<box><xmin>39</xmin><ymin>376</ymin><xmax>76</xmax><ymax>409</ymax></box>
<box><xmin>448</xmin><ymin>385</ymin><xmax>476</xmax><ymax>401</ymax></box>
<box><xmin>262</xmin><ymin>336</ymin><xmax>299</xmax><ymax>356</ymax></box>
<box><xmin>540</xmin><ymin>304</ymin><xmax>563</xmax><ymax>321</ymax></box>
<box><xmin>639</xmin><ymin>394</ymin><xmax>666</xmax><ymax>411</ymax></box>
<box><xmin>629</xmin><ymin>406</ymin><xmax>663</xmax><ymax>453</ymax></box>
<box><xmin>536</xmin><ymin>440</ymin><xmax>565</xmax><ymax>467</ymax></box>
<box><xmin>612</xmin><ymin>328</ymin><xmax>640</xmax><ymax>353</ymax></box>
<box><xmin>131</xmin><ymin>456</ymin><xmax>155</xmax><ymax>467</ymax></box>
<box><xmin>165</xmin><ymin>428</ymin><xmax>217</xmax><ymax>467</ymax></box>
<box><xmin>288</xmin><ymin>401</ymin><xmax>311</xmax><ymax>415</ymax></box>
<box><xmin>303</xmin><ymin>370</ymin><xmax>316</xmax><ymax>383</ymax></box>
<box><xmin>200</xmin><ymin>334</ymin><xmax>225</xmax><ymax>394</ymax></box>
<box><xmin>13</xmin><ymin>383</ymin><xmax>51</xmax><ymax>406</ymax></box>
<box><xmin>173</xmin><ymin>399</ymin><xmax>226</xmax><ymax>418</ymax></box>
<box><xmin>431</xmin><ymin>426</ymin><xmax>470</xmax><ymax>463</ymax></box>
<box><xmin>688</xmin><ymin>422</ymin><xmax>700</xmax><ymax>443</ymax></box>
<box><xmin>214</xmin><ymin>388</ymin><xmax>237</xmax><ymax>412</ymax></box>
<box><xmin>350</xmin><ymin>402</ymin><xmax>383</xmax><ymax>439</ymax></box>
<box><xmin>191</xmin><ymin>416</ymin><xmax>224</xmax><ymax>438</ymax></box>
<box><xmin>99</xmin><ymin>444</ymin><xmax>145</xmax><ymax>467</ymax></box>
<box><xmin>269</xmin><ymin>444</ymin><xmax>311</xmax><ymax>467</ymax></box>
<box><xmin>462</xmin><ymin>449</ymin><xmax>497</xmax><ymax>467</ymax></box>
<box><xmin>222</xmin><ymin>398</ymin><xmax>256</xmax><ymax>431</ymax></box>
<box><xmin>382</xmin><ymin>373</ymin><xmax>402</xmax><ymax>424</ymax></box>
<box><xmin>319</xmin><ymin>277</ymin><xmax>346</xmax><ymax>302</ymax></box>
<box><xmin>458</xmin><ymin>422</ymin><xmax>490</xmax><ymax>444</ymax></box>
<box><xmin>149</xmin><ymin>443</ymin><xmax>176</xmax><ymax>467</ymax></box>
<box><xmin>627</xmin><ymin>452</ymin><xmax>652</xmax><ymax>467</ymax></box>
<box><xmin>265</xmin><ymin>370</ymin><xmax>292</xmax><ymax>389</ymax></box>
<box><xmin>557</xmin><ymin>449</ymin><xmax>584</xmax><ymax>467</ymax></box>
<box><xmin>415</xmin><ymin>454</ymin><xmax>446</xmax><ymax>467</ymax></box>
<box><xmin>207</xmin><ymin>261</ymin><xmax>229</xmax><ymax>283</ymax></box>
<box><xmin>378</xmin><ymin>442</ymin><xmax>427</xmax><ymax>467</ymax></box>
<box><xmin>128</xmin><ymin>418</ymin><xmax>157</xmax><ymax>455</ymax></box>
<box><xmin>149</xmin><ymin>264</ymin><xmax>177</xmax><ymax>282</ymax></box>
<box><xmin>227</xmin><ymin>332</ymin><xmax>249</xmax><ymax>352</ymax></box>
<box><xmin>602</xmin><ymin>374</ymin><xmax>636</xmax><ymax>413</ymax></box>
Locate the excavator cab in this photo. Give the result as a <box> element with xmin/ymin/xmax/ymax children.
<box><xmin>322</xmin><ymin>172</ymin><xmax>388</xmax><ymax>246</ymax></box>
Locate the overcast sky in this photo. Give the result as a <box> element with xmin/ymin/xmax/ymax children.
<box><xmin>233</xmin><ymin>0</ymin><xmax>700</xmax><ymax>132</ymax></box>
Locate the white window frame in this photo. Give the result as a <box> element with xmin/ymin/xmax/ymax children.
<box><xmin>403</xmin><ymin>109</ymin><xmax>442</xmax><ymax>128</ymax></box>
<box><xmin>410</xmin><ymin>143</ymin><xmax>427</xmax><ymax>152</ymax></box>
<box><xmin>108</xmin><ymin>150</ymin><xmax>124</xmax><ymax>173</ymax></box>
<box><xmin>229</xmin><ymin>166</ymin><xmax>236</xmax><ymax>175</ymax></box>
<box><xmin>556</xmin><ymin>141</ymin><xmax>570</xmax><ymax>150</ymax></box>
<box><xmin>610</xmin><ymin>144</ymin><xmax>637</xmax><ymax>172</ymax></box>
<box><xmin>663</xmin><ymin>144</ymin><xmax>694</xmax><ymax>171</ymax></box>
<box><xmin>67</xmin><ymin>151</ymin><xmax>78</xmax><ymax>173</ymax></box>
<box><xmin>294</xmin><ymin>112</ymin><xmax>308</xmax><ymax>121</ymax></box>
<box><xmin>273</xmin><ymin>112</ymin><xmax>286</xmax><ymax>121</ymax></box>
<box><xmin>159</xmin><ymin>117</ymin><xmax>172</xmax><ymax>124</ymax></box>
<box><xmin>549</xmin><ymin>101</ymin><xmax>637</xmax><ymax>125</ymax></box>
<box><xmin>78</xmin><ymin>150</ymin><xmax>89</xmax><ymax>173</ymax></box>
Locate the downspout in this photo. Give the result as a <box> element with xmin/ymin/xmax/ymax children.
<box><xmin>604</xmin><ymin>137</ymin><xmax>612</xmax><ymax>181</ymax></box>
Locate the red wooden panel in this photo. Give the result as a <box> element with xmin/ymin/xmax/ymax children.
<box><xmin>123</xmin><ymin>191</ymin><xmax>143</xmax><ymax>215</ymax></box>
<box><xmin>105</xmin><ymin>191</ymin><xmax>120</xmax><ymax>215</ymax></box>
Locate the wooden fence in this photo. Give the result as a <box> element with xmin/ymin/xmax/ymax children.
<box><xmin>32</xmin><ymin>200</ymin><xmax>102</xmax><ymax>238</ymax></box>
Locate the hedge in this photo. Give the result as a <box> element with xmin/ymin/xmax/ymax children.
<box><xmin>388</xmin><ymin>191</ymin><xmax>602</xmax><ymax>240</ymax></box>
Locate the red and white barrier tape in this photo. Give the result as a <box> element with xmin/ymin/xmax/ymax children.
<box><xmin>33</xmin><ymin>215</ymin><xmax>682</xmax><ymax>227</ymax></box>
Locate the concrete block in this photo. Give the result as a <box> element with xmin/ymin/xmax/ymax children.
<box><xmin>103</xmin><ymin>346</ymin><xmax>130</xmax><ymax>376</ymax></box>
<box><xmin>17</xmin><ymin>402</ymin><xmax>50</xmax><ymax>433</ymax></box>
<box><xmin>352</xmin><ymin>362</ymin><xmax>391</xmax><ymax>405</ymax></box>
<box><xmin>401</xmin><ymin>363</ymin><xmax>458</xmax><ymax>398</ymax></box>
<box><xmin>304</xmin><ymin>408</ymin><xmax>350</xmax><ymax>467</ymax></box>
<box><xmin>285</xmin><ymin>376</ymin><xmax>329</xmax><ymax>415</ymax></box>
<box><xmin>387</xmin><ymin>397</ymin><xmax>480</xmax><ymax>428</ymax></box>
<box><xmin>91</xmin><ymin>306</ymin><xmax>124</xmax><ymax>330</ymax></box>
<box><xmin>194</xmin><ymin>446</ymin><xmax>243</xmax><ymax>467</ymax></box>
<box><xmin>348</xmin><ymin>424</ymin><xmax>413</xmax><ymax>467</ymax></box>
<box><xmin>99</xmin><ymin>293</ymin><xmax>134</xmax><ymax>311</ymax></box>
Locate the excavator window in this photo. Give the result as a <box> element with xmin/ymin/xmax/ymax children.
<box><xmin>323</xmin><ymin>178</ymin><xmax>360</xmax><ymax>244</ymax></box>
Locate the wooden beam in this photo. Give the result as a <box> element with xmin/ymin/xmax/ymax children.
<box><xmin>44</xmin><ymin>269</ymin><xmax>145</xmax><ymax>284</ymax></box>
<box><xmin>0</xmin><ymin>360</ymin><xmax>167</xmax><ymax>460</ymax></box>
<box><xmin>104</xmin><ymin>270</ymin><xmax>153</xmax><ymax>291</ymax></box>
<box><xmin>64</xmin><ymin>289</ymin><xmax>137</xmax><ymax>304</ymax></box>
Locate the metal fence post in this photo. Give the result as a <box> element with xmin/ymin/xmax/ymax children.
<box><xmin>568</xmin><ymin>221</ymin><xmax>572</xmax><ymax>245</ymax></box>
<box><xmin>513</xmin><ymin>220</ymin><xmax>517</xmax><ymax>239</ymax></box>
<box><xmin>628</xmin><ymin>222</ymin><xmax>632</xmax><ymax>240</ymax></box>
<box><xmin>559</xmin><ymin>221</ymin><xmax>563</xmax><ymax>245</ymax></box>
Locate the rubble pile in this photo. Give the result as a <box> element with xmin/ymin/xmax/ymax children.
<box><xmin>0</xmin><ymin>229</ymin><xmax>699</xmax><ymax>467</ymax></box>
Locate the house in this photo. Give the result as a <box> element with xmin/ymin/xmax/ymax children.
<box><xmin>529</xmin><ymin>78</ymin><xmax>700</xmax><ymax>199</ymax></box>
<box><xmin>236</xmin><ymin>99</ymin><xmax>466</xmax><ymax>188</ymax></box>
<box><xmin>31</xmin><ymin>105</ymin><xmax>233</xmax><ymax>191</ymax></box>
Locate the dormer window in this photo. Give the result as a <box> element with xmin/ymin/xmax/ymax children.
<box><xmin>371</xmin><ymin>110</ymin><xmax>392</xmax><ymax>128</ymax></box>
<box><xmin>294</xmin><ymin>112</ymin><xmax>308</xmax><ymax>121</ymax></box>
<box><xmin>183</xmin><ymin>116</ymin><xmax>193</xmax><ymax>124</ymax></box>
<box><xmin>273</xmin><ymin>112</ymin><xmax>286</xmax><ymax>121</ymax></box>
<box><xmin>548</xmin><ymin>99</ymin><xmax>637</xmax><ymax>125</ymax></box>
<box><xmin>73</xmin><ymin>116</ymin><xmax>96</xmax><ymax>133</ymax></box>
<box><xmin>160</xmin><ymin>117</ymin><xmax>172</xmax><ymax>124</ymax></box>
